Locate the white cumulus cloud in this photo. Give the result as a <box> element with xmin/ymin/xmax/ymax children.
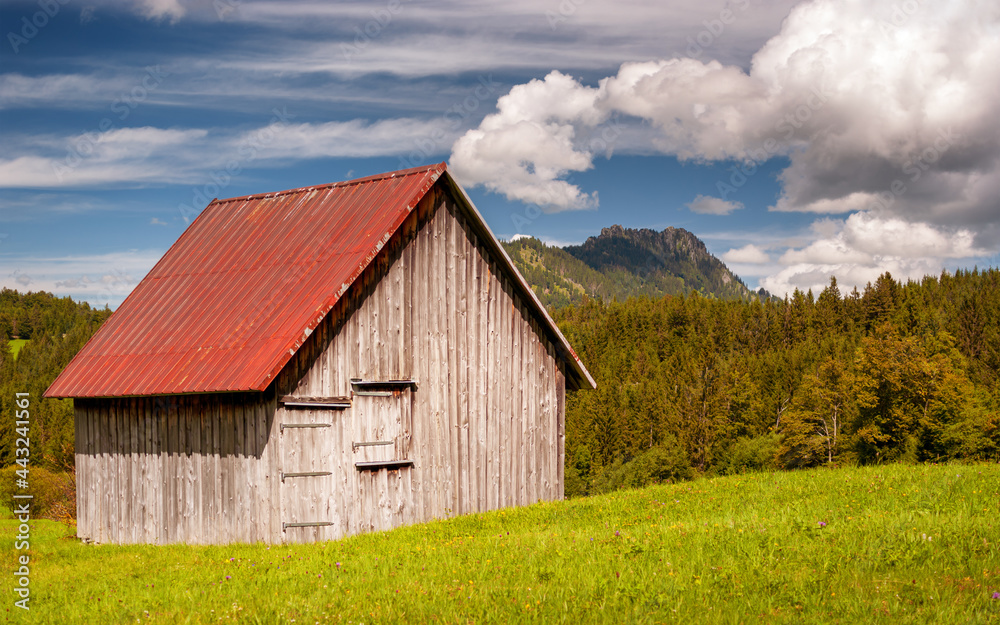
<box><xmin>450</xmin><ymin>71</ymin><xmax>603</xmax><ymax>210</ymax></box>
<box><xmin>450</xmin><ymin>0</ymin><xmax>1000</xmax><ymax>291</ymax></box>
<box><xmin>722</xmin><ymin>244</ymin><xmax>770</xmax><ymax>264</ymax></box>
<box><xmin>762</xmin><ymin>213</ymin><xmax>987</xmax><ymax>296</ymax></box>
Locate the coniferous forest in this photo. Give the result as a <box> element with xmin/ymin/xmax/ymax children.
<box><xmin>1</xmin><ymin>267</ymin><xmax>999</xmax><ymax>514</ymax></box>
<box><xmin>556</xmin><ymin>270</ymin><xmax>1000</xmax><ymax>496</ymax></box>
<box><xmin>0</xmin><ymin>289</ymin><xmax>112</xmax><ymax>471</ymax></box>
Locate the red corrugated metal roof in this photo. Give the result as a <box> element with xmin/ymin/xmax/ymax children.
<box><xmin>45</xmin><ymin>163</ymin><xmax>595</xmax><ymax>398</ymax></box>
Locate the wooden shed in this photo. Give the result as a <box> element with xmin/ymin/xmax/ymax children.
<box><xmin>45</xmin><ymin>163</ymin><xmax>595</xmax><ymax>545</ymax></box>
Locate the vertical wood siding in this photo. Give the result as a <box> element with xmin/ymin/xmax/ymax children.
<box><xmin>75</xmin><ymin>392</ymin><xmax>277</xmax><ymax>544</ymax></box>
<box><xmin>276</xmin><ymin>187</ymin><xmax>566</xmax><ymax>543</ymax></box>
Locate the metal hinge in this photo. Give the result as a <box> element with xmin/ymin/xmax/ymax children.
<box><xmin>280</xmin><ymin>423</ymin><xmax>332</xmax><ymax>432</ymax></box>
<box><xmin>355</xmin><ymin>459</ymin><xmax>414</xmax><ymax>471</ymax></box>
<box><xmin>352</xmin><ymin>440</ymin><xmax>394</xmax><ymax>451</ymax></box>
<box><xmin>280</xmin><ymin>471</ymin><xmax>332</xmax><ymax>482</ymax></box>
<box><xmin>282</xmin><ymin>521</ymin><xmax>334</xmax><ymax>531</ymax></box>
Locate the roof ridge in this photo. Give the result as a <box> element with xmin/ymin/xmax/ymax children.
<box><xmin>44</xmin><ymin>163</ymin><xmax>594</xmax><ymax>398</ymax></box>
<box><xmin>212</xmin><ymin>162</ymin><xmax>447</xmax><ymax>206</ymax></box>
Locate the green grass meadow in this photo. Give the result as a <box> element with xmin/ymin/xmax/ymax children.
<box><xmin>2</xmin><ymin>463</ymin><xmax>999</xmax><ymax>624</ymax></box>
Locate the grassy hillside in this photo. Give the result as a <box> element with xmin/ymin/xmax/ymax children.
<box><xmin>8</xmin><ymin>338</ymin><xmax>28</xmax><ymax>359</ymax></box>
<box><xmin>4</xmin><ymin>463</ymin><xmax>997</xmax><ymax>624</ymax></box>
<box><xmin>502</xmin><ymin>237</ymin><xmax>613</xmax><ymax>309</ymax></box>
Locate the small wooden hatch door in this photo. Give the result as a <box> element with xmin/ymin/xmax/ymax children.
<box><xmin>351</xmin><ymin>379</ymin><xmax>415</xmax><ymax>470</ymax></box>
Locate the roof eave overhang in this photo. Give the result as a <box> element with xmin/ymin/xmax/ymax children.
<box><xmin>435</xmin><ymin>169</ymin><xmax>597</xmax><ymax>391</ymax></box>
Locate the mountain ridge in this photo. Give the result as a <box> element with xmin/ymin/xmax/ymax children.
<box><xmin>501</xmin><ymin>225</ymin><xmax>764</xmax><ymax>310</ymax></box>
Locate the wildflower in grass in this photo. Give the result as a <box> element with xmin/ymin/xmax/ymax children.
<box><xmin>819</xmin><ymin>521</ymin><xmax>827</xmax><ymax>528</ymax></box>
<box><xmin>993</xmin><ymin>591</ymin><xmax>1000</xmax><ymax>599</ymax></box>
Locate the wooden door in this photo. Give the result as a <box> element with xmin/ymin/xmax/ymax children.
<box><xmin>350</xmin><ymin>380</ymin><xmax>415</xmax><ymax>532</ymax></box>
<box><xmin>278</xmin><ymin>402</ymin><xmax>346</xmax><ymax>543</ymax></box>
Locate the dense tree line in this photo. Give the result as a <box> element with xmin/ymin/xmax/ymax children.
<box><xmin>556</xmin><ymin>270</ymin><xmax>1000</xmax><ymax>496</ymax></box>
<box><xmin>0</xmin><ymin>289</ymin><xmax>112</xmax><ymax>470</ymax></box>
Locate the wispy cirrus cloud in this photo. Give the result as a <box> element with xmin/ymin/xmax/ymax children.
<box><xmin>0</xmin><ymin>127</ymin><xmax>209</xmax><ymax>188</ymax></box>
<box><xmin>0</xmin><ymin>249</ymin><xmax>163</xmax><ymax>308</ymax></box>
<box><xmin>136</xmin><ymin>0</ymin><xmax>185</xmax><ymax>22</ymax></box>
<box><xmin>5</xmin><ymin>0</ymin><xmax>998</xmax><ymax>304</ymax></box>
<box><xmin>0</xmin><ymin>74</ymin><xmax>130</xmax><ymax>110</ymax></box>
<box><xmin>687</xmin><ymin>195</ymin><xmax>743</xmax><ymax>215</ymax></box>
<box><xmin>0</xmin><ymin>117</ymin><xmax>457</xmax><ymax>189</ymax></box>
<box><xmin>60</xmin><ymin>1</ymin><xmax>797</xmax><ymax>79</ymax></box>
<box><xmin>242</xmin><ymin>117</ymin><xmax>461</xmax><ymax>161</ymax></box>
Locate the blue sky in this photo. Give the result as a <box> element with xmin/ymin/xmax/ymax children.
<box><xmin>2</xmin><ymin>0</ymin><xmax>998</xmax><ymax>308</ymax></box>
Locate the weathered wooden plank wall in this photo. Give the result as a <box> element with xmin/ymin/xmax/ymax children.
<box><xmin>74</xmin><ymin>391</ymin><xmax>277</xmax><ymax>544</ymax></box>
